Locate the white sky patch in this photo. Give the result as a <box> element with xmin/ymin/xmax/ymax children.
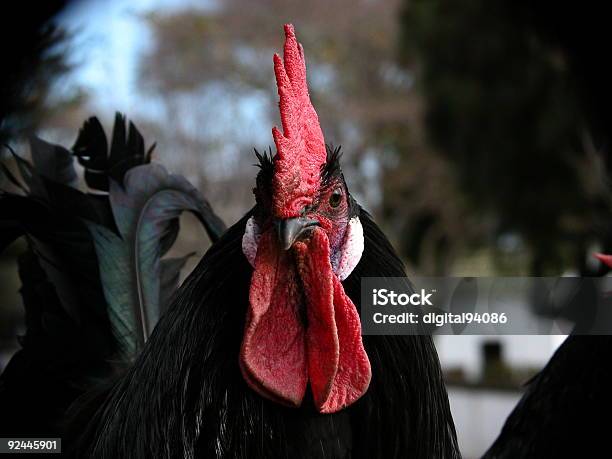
<box><xmin>54</xmin><ymin>0</ymin><xmax>218</xmax><ymax>116</ymax></box>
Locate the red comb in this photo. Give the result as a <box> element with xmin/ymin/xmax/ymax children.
<box><xmin>272</xmin><ymin>24</ymin><xmax>327</xmax><ymax>218</ymax></box>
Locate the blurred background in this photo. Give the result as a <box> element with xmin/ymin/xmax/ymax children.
<box><xmin>1</xmin><ymin>0</ymin><xmax>611</xmax><ymax>457</ymax></box>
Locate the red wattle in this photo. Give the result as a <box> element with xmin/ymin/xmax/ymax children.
<box><xmin>240</xmin><ymin>227</ymin><xmax>371</xmax><ymax>413</ymax></box>
<box><xmin>240</xmin><ymin>229</ymin><xmax>307</xmax><ymax>407</ymax></box>
<box><xmin>295</xmin><ymin>230</ymin><xmax>371</xmax><ymax>413</ymax></box>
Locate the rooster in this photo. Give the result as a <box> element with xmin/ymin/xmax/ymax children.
<box><xmin>483</xmin><ymin>254</ymin><xmax>612</xmax><ymax>458</ymax></box>
<box><xmin>483</xmin><ymin>337</ymin><xmax>612</xmax><ymax>459</ymax></box>
<box><xmin>1</xmin><ymin>24</ymin><xmax>460</xmax><ymax>458</ymax></box>
<box><xmin>71</xmin><ymin>24</ymin><xmax>460</xmax><ymax>458</ymax></box>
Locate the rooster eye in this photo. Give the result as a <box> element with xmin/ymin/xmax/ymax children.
<box><xmin>329</xmin><ymin>189</ymin><xmax>343</xmax><ymax>208</ymax></box>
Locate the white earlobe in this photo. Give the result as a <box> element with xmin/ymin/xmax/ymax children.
<box><xmin>243</xmin><ymin>215</ymin><xmax>364</xmax><ymax>278</ymax></box>
<box><xmin>242</xmin><ymin>216</ymin><xmax>261</xmax><ymax>267</ymax></box>
<box><xmin>332</xmin><ymin>217</ymin><xmax>364</xmax><ymax>281</ymax></box>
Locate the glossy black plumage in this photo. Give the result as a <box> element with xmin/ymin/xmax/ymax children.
<box><xmin>1</xmin><ymin>115</ymin><xmax>458</xmax><ymax>457</ymax></box>
<box><xmin>483</xmin><ymin>335</ymin><xmax>612</xmax><ymax>458</ymax></box>
<box><xmin>0</xmin><ymin>115</ymin><xmax>223</xmax><ymax>439</ymax></box>
<box><xmin>76</xmin><ymin>208</ymin><xmax>460</xmax><ymax>458</ymax></box>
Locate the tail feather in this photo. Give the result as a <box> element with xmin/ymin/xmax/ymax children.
<box><xmin>0</xmin><ymin>113</ymin><xmax>225</xmax><ymax>436</ymax></box>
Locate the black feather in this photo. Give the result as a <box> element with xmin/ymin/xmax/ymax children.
<box><xmin>483</xmin><ymin>336</ymin><xmax>612</xmax><ymax>458</ymax></box>
<box><xmin>0</xmin><ymin>115</ymin><xmax>226</xmax><ymax>440</ymax></box>
<box><xmin>322</xmin><ymin>144</ymin><xmax>342</xmax><ymax>184</ymax></box>
<box><xmin>0</xmin><ymin>247</ymin><xmax>114</xmax><ymax>437</ymax></box>
<box><xmin>73</xmin><ymin>207</ymin><xmax>460</xmax><ymax>459</ymax></box>
<box><xmin>254</xmin><ymin>147</ymin><xmax>274</xmax><ymax>175</ymax></box>
<box><xmin>72</xmin><ymin>116</ymin><xmax>109</xmax><ymax>191</ymax></box>
<box><xmin>29</xmin><ymin>135</ymin><xmax>77</xmax><ymax>186</ymax></box>
<box><xmin>344</xmin><ymin>210</ymin><xmax>460</xmax><ymax>459</ymax></box>
<box><xmin>72</xmin><ymin>113</ymin><xmax>150</xmax><ymax>192</ymax></box>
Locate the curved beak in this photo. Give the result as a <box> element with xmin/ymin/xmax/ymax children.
<box><xmin>276</xmin><ymin>217</ymin><xmax>319</xmax><ymax>250</ymax></box>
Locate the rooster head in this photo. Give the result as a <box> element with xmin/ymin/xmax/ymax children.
<box><xmin>240</xmin><ymin>24</ymin><xmax>371</xmax><ymax>414</ymax></box>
